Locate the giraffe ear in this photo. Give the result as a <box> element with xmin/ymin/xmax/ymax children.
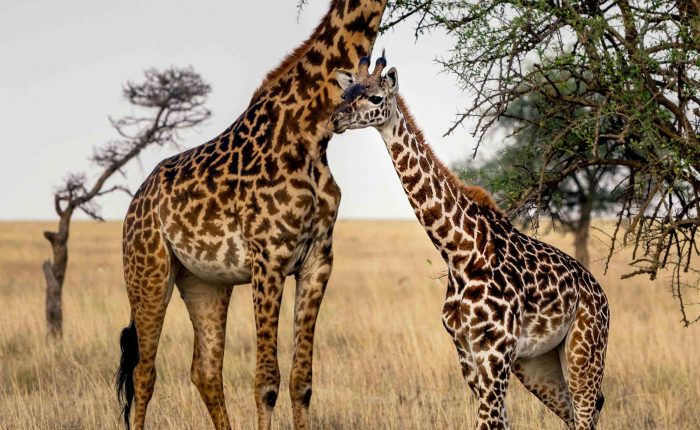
<box><xmin>334</xmin><ymin>70</ymin><xmax>355</xmax><ymax>90</ymax></box>
<box><xmin>385</xmin><ymin>67</ymin><xmax>399</xmax><ymax>94</ymax></box>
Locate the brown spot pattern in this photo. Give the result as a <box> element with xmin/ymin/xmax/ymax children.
<box><xmin>329</xmin><ymin>58</ymin><xmax>610</xmax><ymax>430</ymax></box>
<box><xmin>120</xmin><ymin>1</ymin><xmax>388</xmax><ymax>430</ymax></box>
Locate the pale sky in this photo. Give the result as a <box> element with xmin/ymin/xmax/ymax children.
<box><xmin>0</xmin><ymin>0</ymin><xmax>490</xmax><ymax>221</ymax></box>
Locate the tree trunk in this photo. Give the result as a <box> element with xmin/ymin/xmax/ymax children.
<box><xmin>42</xmin><ymin>260</ymin><xmax>63</xmax><ymax>338</ymax></box>
<box><xmin>574</xmin><ymin>195</ymin><xmax>592</xmax><ymax>269</ymax></box>
<box><xmin>43</xmin><ymin>210</ymin><xmax>71</xmax><ymax>340</ymax></box>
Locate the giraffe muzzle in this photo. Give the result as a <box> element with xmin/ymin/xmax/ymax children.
<box><xmin>329</xmin><ymin>110</ymin><xmax>351</xmax><ymax>134</ymax></box>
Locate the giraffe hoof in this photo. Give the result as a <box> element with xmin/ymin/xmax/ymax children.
<box><xmin>263</xmin><ymin>390</ymin><xmax>278</xmax><ymax>407</ymax></box>
<box><xmin>302</xmin><ymin>389</ymin><xmax>312</xmax><ymax>407</ymax></box>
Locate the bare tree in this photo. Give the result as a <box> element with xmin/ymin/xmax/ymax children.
<box><xmin>43</xmin><ymin>67</ymin><xmax>211</xmax><ymax>339</ymax></box>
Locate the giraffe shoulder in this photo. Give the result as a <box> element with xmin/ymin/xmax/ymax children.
<box><xmin>463</xmin><ymin>185</ymin><xmax>504</xmax><ymax>215</ymax></box>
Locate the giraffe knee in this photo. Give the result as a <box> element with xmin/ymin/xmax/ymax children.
<box><xmin>255</xmin><ymin>366</ymin><xmax>281</xmax><ymax>409</ymax></box>
<box><xmin>192</xmin><ymin>367</ymin><xmax>221</xmax><ymax>392</ymax></box>
<box><xmin>134</xmin><ymin>360</ymin><xmax>156</xmax><ymax>386</ymax></box>
<box><xmin>133</xmin><ymin>361</ymin><xmax>157</xmax><ymax>409</ymax></box>
<box><xmin>290</xmin><ymin>384</ymin><xmax>312</xmax><ymax>407</ymax></box>
<box><xmin>290</xmin><ymin>386</ymin><xmax>312</xmax><ymax>407</ymax></box>
<box><xmin>302</xmin><ymin>389</ymin><xmax>312</xmax><ymax>407</ymax></box>
<box><xmin>289</xmin><ymin>370</ymin><xmax>313</xmax><ymax>407</ymax></box>
<box><xmin>190</xmin><ymin>369</ymin><xmax>199</xmax><ymax>388</ymax></box>
<box><xmin>263</xmin><ymin>390</ymin><xmax>278</xmax><ymax>407</ymax></box>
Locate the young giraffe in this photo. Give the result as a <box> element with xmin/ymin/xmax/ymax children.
<box><xmin>329</xmin><ymin>55</ymin><xmax>610</xmax><ymax>430</ymax></box>
<box><xmin>115</xmin><ymin>2</ymin><xmax>388</xmax><ymax>429</ymax></box>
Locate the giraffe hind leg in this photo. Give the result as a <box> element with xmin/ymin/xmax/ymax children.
<box><xmin>177</xmin><ymin>270</ymin><xmax>234</xmax><ymax>430</ymax></box>
<box><xmin>561</xmin><ymin>301</ymin><xmax>609</xmax><ymax>430</ymax></box>
<box><xmin>130</xmin><ymin>299</ymin><xmax>170</xmax><ymax>430</ymax></box>
<box><xmin>122</xmin><ymin>223</ymin><xmax>176</xmax><ymax>430</ymax></box>
<box><xmin>512</xmin><ymin>348</ymin><xmax>575</xmax><ymax>428</ymax></box>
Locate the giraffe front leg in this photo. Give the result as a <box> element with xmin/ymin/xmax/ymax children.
<box><xmin>442</xmin><ymin>277</ymin><xmax>478</xmax><ymax>396</ymax></box>
<box><xmin>251</xmin><ymin>254</ymin><xmax>285</xmax><ymax>430</ymax></box>
<box><xmin>289</xmin><ymin>240</ymin><xmax>333</xmax><ymax>430</ymax></box>
<box><xmin>452</xmin><ymin>336</ymin><xmax>478</xmax><ymax>395</ymax></box>
<box><xmin>463</xmin><ymin>315</ymin><xmax>517</xmax><ymax>430</ymax></box>
<box><xmin>472</xmin><ymin>348</ymin><xmax>514</xmax><ymax>430</ymax></box>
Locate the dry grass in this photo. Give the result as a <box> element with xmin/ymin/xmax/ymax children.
<box><xmin>0</xmin><ymin>220</ymin><xmax>698</xmax><ymax>429</ymax></box>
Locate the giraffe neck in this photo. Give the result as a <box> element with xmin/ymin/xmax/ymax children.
<box><xmin>255</xmin><ymin>0</ymin><xmax>387</xmax><ymax>119</ymax></box>
<box><xmin>306</xmin><ymin>0</ymin><xmax>387</xmax><ymax>67</ymax></box>
<box><xmin>378</xmin><ymin>96</ymin><xmax>503</xmax><ymax>254</ymax></box>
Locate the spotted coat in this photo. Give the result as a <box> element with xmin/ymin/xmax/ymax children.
<box><xmin>330</xmin><ymin>57</ymin><xmax>610</xmax><ymax>430</ymax></box>
<box><xmin>119</xmin><ymin>2</ymin><xmax>388</xmax><ymax>429</ymax></box>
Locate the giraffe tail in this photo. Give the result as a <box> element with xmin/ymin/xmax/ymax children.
<box><xmin>116</xmin><ymin>319</ymin><xmax>139</xmax><ymax>430</ymax></box>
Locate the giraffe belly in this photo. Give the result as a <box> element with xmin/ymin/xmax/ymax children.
<box><xmin>515</xmin><ymin>311</ymin><xmax>575</xmax><ymax>359</ymax></box>
<box><xmin>163</xmin><ymin>222</ymin><xmax>316</xmax><ymax>284</ymax></box>
<box><xmin>165</xmin><ymin>227</ymin><xmax>252</xmax><ymax>285</ymax></box>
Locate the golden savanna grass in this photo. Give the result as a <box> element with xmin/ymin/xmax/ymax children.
<box><xmin>0</xmin><ymin>220</ymin><xmax>698</xmax><ymax>429</ymax></box>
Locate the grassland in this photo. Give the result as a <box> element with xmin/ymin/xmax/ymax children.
<box><xmin>0</xmin><ymin>220</ymin><xmax>698</xmax><ymax>429</ymax></box>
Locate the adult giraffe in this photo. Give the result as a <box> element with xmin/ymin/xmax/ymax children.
<box><xmin>115</xmin><ymin>2</ymin><xmax>387</xmax><ymax>429</ymax></box>
<box><xmin>329</xmin><ymin>55</ymin><xmax>610</xmax><ymax>430</ymax></box>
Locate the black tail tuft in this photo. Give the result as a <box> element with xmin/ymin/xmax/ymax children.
<box><xmin>116</xmin><ymin>320</ymin><xmax>139</xmax><ymax>430</ymax></box>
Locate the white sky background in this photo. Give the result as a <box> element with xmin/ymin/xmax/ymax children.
<box><xmin>0</xmin><ymin>0</ymin><xmax>495</xmax><ymax>221</ymax></box>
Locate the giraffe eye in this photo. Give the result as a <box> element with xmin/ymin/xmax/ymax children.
<box><xmin>368</xmin><ymin>95</ymin><xmax>383</xmax><ymax>105</ymax></box>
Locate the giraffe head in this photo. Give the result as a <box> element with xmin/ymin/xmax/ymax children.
<box><xmin>329</xmin><ymin>52</ymin><xmax>399</xmax><ymax>133</ymax></box>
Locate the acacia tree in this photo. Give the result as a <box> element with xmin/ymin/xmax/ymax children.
<box><xmin>385</xmin><ymin>0</ymin><xmax>700</xmax><ymax>324</ymax></box>
<box><xmin>458</xmin><ymin>94</ymin><xmax>624</xmax><ymax>268</ymax></box>
<box><xmin>43</xmin><ymin>67</ymin><xmax>211</xmax><ymax>339</ymax></box>
<box><xmin>458</xmin><ymin>142</ymin><xmax>622</xmax><ymax>268</ymax></box>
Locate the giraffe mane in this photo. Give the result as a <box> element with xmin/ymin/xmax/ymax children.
<box><xmin>395</xmin><ymin>95</ymin><xmax>505</xmax><ymax>216</ymax></box>
<box><xmin>251</xmin><ymin>1</ymin><xmax>340</xmax><ymax>99</ymax></box>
